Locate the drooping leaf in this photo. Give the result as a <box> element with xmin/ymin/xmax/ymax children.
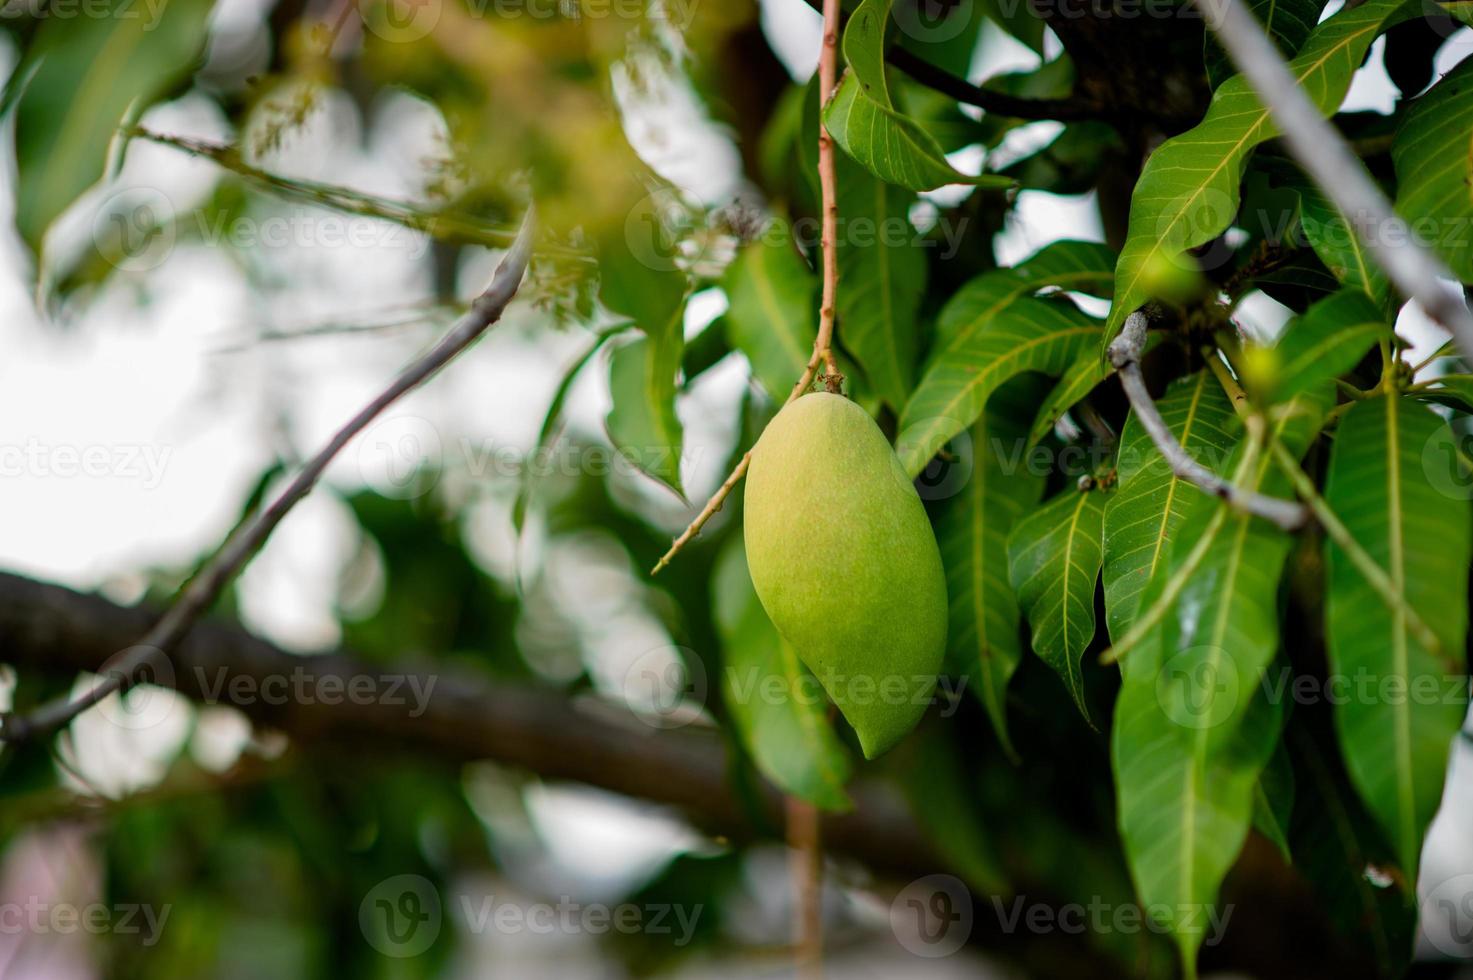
<box><xmin>12</xmin><ymin>0</ymin><xmax>217</xmax><ymax>257</ymax></box>
<box><xmin>605</xmin><ymin>337</ymin><xmax>685</xmax><ymax>496</ymax></box>
<box><xmin>599</xmin><ymin>209</ymin><xmax>689</xmax><ymax>493</ymax></box>
<box><xmin>1204</xmin><ymin>0</ymin><xmax>1323</xmax><ymax>89</ymax></box>
<box><xmin>1007</xmin><ymin>484</ymin><xmax>1108</xmax><ymax>721</ymax></box>
<box><xmin>723</xmin><ymin>230</ymin><xmax>818</xmax><ymax>401</ymax></box>
<box><xmin>1252</xmin><ymin>735</ymin><xmax>1296</xmax><ymax>859</ymax></box>
<box><xmin>1393</xmin><ymin>54</ymin><xmax>1473</xmax><ymax>282</ymax></box>
<box><xmin>713</xmin><ymin>539</ymin><xmax>852</xmax><ymax>811</ymax></box>
<box><xmin>1102</xmin><ymin>371</ymin><xmax>1243</xmax><ymax>643</ymax></box>
<box><xmin>898</xmin><ymin>297</ymin><xmax>1103</xmax><ymax>477</ymax></box>
<box><xmin>1026</xmin><ymin>333</ymin><xmax>1161</xmax><ymax>449</ymax></box>
<box><xmin>933</xmin><ymin>376</ymin><xmax>1049</xmax><ymax>758</ymax></box>
<box><xmin>1323</xmin><ymin>395</ymin><xmax>1470</xmax><ymax>876</ymax></box>
<box><xmin>823</xmin><ymin>0</ymin><xmax>1015</xmax><ymax>192</ymax></box>
<box><xmin>1281</xmin><ymin>166</ymin><xmax>1394</xmax><ymax>313</ymax></box>
<box><xmin>1414</xmin><ymin>373</ymin><xmax>1473</xmax><ymax>414</ymax></box>
<box><xmin>1240</xmin><ymin>289</ymin><xmax>1391</xmax><ymax>404</ymax></box>
<box><xmin>1112</xmin><ymin>388</ymin><xmax>1328</xmax><ymax>972</ymax></box>
<box><xmin>933</xmin><ymin>240</ymin><xmax>1116</xmax><ymax>359</ymax></box>
<box><xmin>1286</xmin><ymin>721</ymin><xmax>1417</xmax><ymax>976</ymax></box>
<box><xmin>1105</xmin><ymin>0</ymin><xmax>1418</xmax><ymax>348</ymax></box>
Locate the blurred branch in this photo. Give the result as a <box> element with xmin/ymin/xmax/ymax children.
<box><xmin>795</xmin><ymin>0</ymin><xmax>1107</xmax><ymax>121</ymax></box>
<box><xmin>1108</xmin><ymin>312</ymin><xmax>1309</xmax><ymax>531</ymax></box>
<box><xmin>0</xmin><ymin>208</ymin><xmax>536</xmax><ymax>744</ymax></box>
<box><xmin>1201</xmin><ymin>0</ymin><xmax>1473</xmax><ymax>356</ymax></box>
<box><xmin>787</xmin><ymin>796</ymin><xmax>824</xmax><ymax>979</ymax></box>
<box><xmin>0</xmin><ymin>572</ymin><xmax>939</xmax><ymax>880</ymax></box>
<box><xmin>130</xmin><ymin>127</ymin><xmax>587</xmax><ymax>262</ymax></box>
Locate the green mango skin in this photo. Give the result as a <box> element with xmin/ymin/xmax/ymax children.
<box><xmin>743</xmin><ymin>392</ymin><xmax>947</xmax><ymax>758</ymax></box>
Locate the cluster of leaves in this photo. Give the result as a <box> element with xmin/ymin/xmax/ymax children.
<box><xmin>7</xmin><ymin>0</ymin><xmax>1473</xmax><ymax>975</ymax></box>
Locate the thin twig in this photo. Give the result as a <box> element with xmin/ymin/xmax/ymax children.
<box><xmin>650</xmin><ymin>2</ymin><xmax>846</xmax><ymax>576</ymax></box>
<box><xmin>1108</xmin><ymin>312</ymin><xmax>1309</xmax><ymax>531</ymax></box>
<box><xmin>787</xmin><ymin>796</ymin><xmax>823</xmax><ymax>980</ymax></box>
<box><xmin>1268</xmin><ymin>441</ymin><xmax>1446</xmax><ymax>660</ymax></box>
<box><xmin>130</xmin><ymin>127</ymin><xmax>584</xmax><ymax>261</ymax></box>
<box><xmin>0</xmin><ymin>207</ymin><xmax>536</xmax><ymax>743</ymax></box>
<box><xmin>1200</xmin><ymin>0</ymin><xmax>1473</xmax><ymax>356</ymax></box>
<box><xmin>795</xmin><ymin>0</ymin><xmax>1106</xmax><ymax>121</ymax></box>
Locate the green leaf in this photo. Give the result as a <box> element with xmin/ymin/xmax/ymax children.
<box><xmin>1007</xmin><ymin>485</ymin><xmax>1108</xmax><ymax>721</ymax></box>
<box><xmin>1286</xmin><ymin>721</ymin><xmax>1417</xmax><ymax>976</ymax></box>
<box><xmin>823</xmin><ymin>0</ymin><xmax>1015</xmax><ymax>192</ymax></box>
<box><xmin>835</xmin><ymin>163</ymin><xmax>927</xmax><ymax>410</ymax></box>
<box><xmin>1026</xmin><ymin>332</ymin><xmax>1161</xmax><ymax>449</ymax></box>
<box><xmin>605</xmin><ymin>337</ymin><xmax>685</xmax><ymax>496</ymax></box>
<box><xmin>890</xmin><ymin>724</ymin><xmax>1008</xmax><ymax>893</ymax></box>
<box><xmin>723</xmin><ymin>231</ymin><xmax>818</xmax><ymax>401</ymax></box>
<box><xmin>1393</xmin><ymin>54</ymin><xmax>1473</xmax><ymax>282</ymax></box>
<box><xmin>1286</xmin><ymin>168</ymin><xmax>1394</xmax><ymax>312</ymax></box>
<box><xmin>1241</xmin><ymin>289</ymin><xmax>1391</xmax><ymax>404</ymax></box>
<box><xmin>1204</xmin><ymin>0</ymin><xmax>1323</xmax><ymax>90</ymax></box>
<box><xmin>1415</xmin><ymin>374</ymin><xmax>1473</xmax><ymax>414</ymax></box>
<box><xmin>12</xmin><ymin>0</ymin><xmax>217</xmax><ymax>256</ymax></box>
<box><xmin>1103</xmin><ymin>371</ymin><xmax>1242</xmax><ymax>643</ymax></box>
<box><xmin>934</xmin><ymin>240</ymin><xmax>1116</xmax><ymax>360</ymax></box>
<box><xmin>1105</xmin><ymin>0</ymin><xmax>1417</xmax><ymax>348</ymax></box>
<box><xmin>1252</xmin><ymin>736</ymin><xmax>1295</xmax><ymax>859</ymax></box>
<box><xmin>1323</xmin><ymin>395</ymin><xmax>1470</xmax><ymax>876</ymax></box>
<box><xmin>1111</xmin><ymin>388</ymin><xmax>1328</xmax><ymax>972</ymax></box>
<box><xmin>713</xmin><ymin>539</ymin><xmax>852</xmax><ymax>811</ymax></box>
<box><xmin>933</xmin><ymin>377</ymin><xmax>1048</xmax><ymax>758</ymax></box>
<box><xmin>898</xmin><ymin>297</ymin><xmax>1103</xmax><ymax>477</ymax></box>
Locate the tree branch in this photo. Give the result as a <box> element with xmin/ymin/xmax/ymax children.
<box><xmin>1200</xmin><ymin>0</ymin><xmax>1473</xmax><ymax>356</ymax></box>
<box><xmin>0</xmin><ymin>571</ymin><xmax>938</xmax><ymax>879</ymax></box>
<box><xmin>0</xmin><ymin>208</ymin><xmax>537</xmax><ymax>743</ymax></box>
<box><xmin>1107</xmin><ymin>312</ymin><xmax>1310</xmax><ymax>531</ymax></box>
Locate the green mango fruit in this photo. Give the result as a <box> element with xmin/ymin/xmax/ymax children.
<box><xmin>743</xmin><ymin>392</ymin><xmax>947</xmax><ymax>758</ymax></box>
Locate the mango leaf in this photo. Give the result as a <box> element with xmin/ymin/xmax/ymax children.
<box><xmin>1240</xmin><ymin>289</ymin><xmax>1390</xmax><ymax>404</ymax></box>
<box><xmin>933</xmin><ymin>376</ymin><xmax>1048</xmax><ymax>758</ymax></box>
<box><xmin>889</xmin><ymin>723</ymin><xmax>1008</xmax><ymax>893</ymax></box>
<box><xmin>823</xmin><ymin>0</ymin><xmax>1014</xmax><ymax>192</ymax></box>
<box><xmin>934</xmin><ymin>240</ymin><xmax>1116</xmax><ymax>359</ymax></box>
<box><xmin>1102</xmin><ymin>371</ymin><xmax>1242</xmax><ymax>643</ymax></box>
<box><xmin>1414</xmin><ymin>374</ymin><xmax>1473</xmax><ymax>414</ymax></box>
<box><xmin>1284</xmin><ymin>167</ymin><xmax>1394</xmax><ymax>313</ymax></box>
<box><xmin>1286</xmin><ymin>721</ymin><xmax>1417</xmax><ymax>976</ymax></box>
<box><xmin>1007</xmin><ymin>484</ymin><xmax>1108</xmax><ymax>721</ymax></box>
<box><xmin>1204</xmin><ymin>0</ymin><xmax>1323</xmax><ymax>89</ymax></box>
<box><xmin>723</xmin><ymin>231</ymin><xmax>818</xmax><ymax>401</ymax></box>
<box><xmin>1105</xmin><ymin>0</ymin><xmax>1417</xmax><ymax>347</ymax></box>
<box><xmin>1112</xmin><ymin>388</ymin><xmax>1328</xmax><ymax>972</ymax></box>
<box><xmin>605</xmin><ymin>337</ymin><xmax>685</xmax><ymax>496</ymax></box>
<box><xmin>1027</xmin><ymin>333</ymin><xmax>1162</xmax><ymax>449</ymax></box>
<box><xmin>898</xmin><ymin>297</ymin><xmax>1103</xmax><ymax>477</ymax></box>
<box><xmin>712</xmin><ymin>539</ymin><xmax>852</xmax><ymax>811</ymax></box>
<box><xmin>1324</xmin><ymin>395</ymin><xmax>1470</xmax><ymax>876</ymax></box>
<box><xmin>1252</xmin><ymin>735</ymin><xmax>1296</xmax><ymax>859</ymax></box>
<box><xmin>12</xmin><ymin>0</ymin><xmax>216</xmax><ymax>256</ymax></box>
<box><xmin>1393</xmin><ymin>54</ymin><xmax>1473</xmax><ymax>281</ymax></box>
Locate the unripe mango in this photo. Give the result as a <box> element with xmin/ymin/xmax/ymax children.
<box><xmin>743</xmin><ymin>392</ymin><xmax>947</xmax><ymax>758</ymax></box>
